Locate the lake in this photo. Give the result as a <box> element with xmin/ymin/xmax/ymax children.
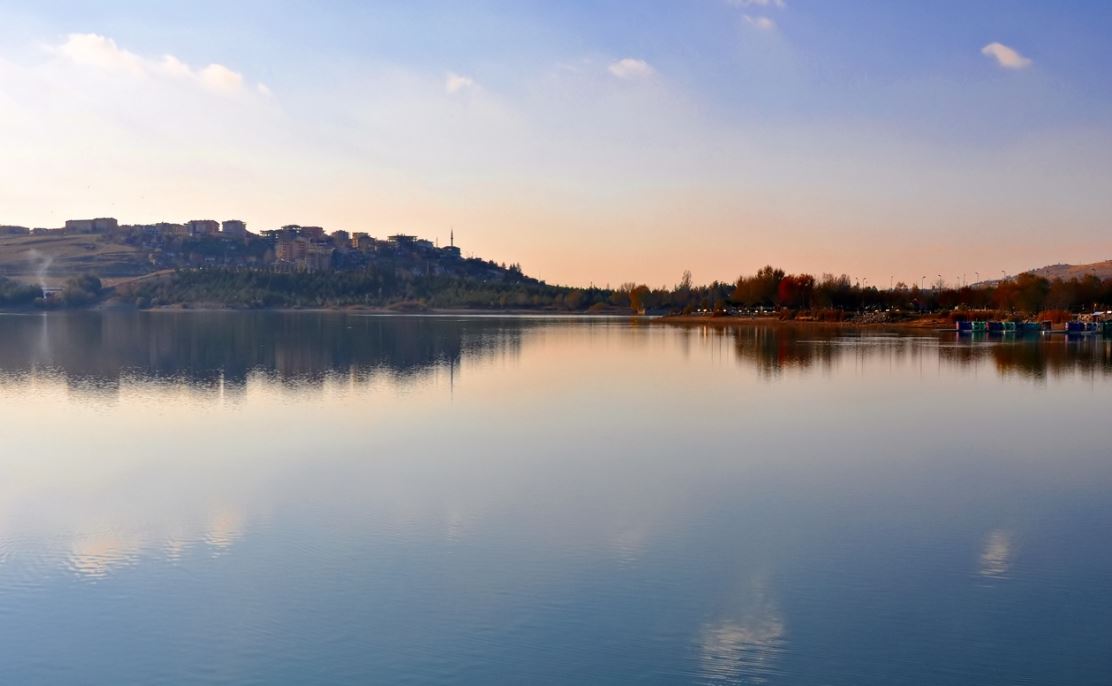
<box><xmin>1</xmin><ymin>311</ymin><xmax>1110</xmax><ymax>685</ymax></box>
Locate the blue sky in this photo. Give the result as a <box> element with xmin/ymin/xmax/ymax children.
<box><xmin>1</xmin><ymin>1</ymin><xmax>1110</xmax><ymax>286</ymax></box>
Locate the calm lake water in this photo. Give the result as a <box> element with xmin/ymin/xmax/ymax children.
<box><xmin>1</xmin><ymin>312</ymin><xmax>1111</xmax><ymax>685</ymax></box>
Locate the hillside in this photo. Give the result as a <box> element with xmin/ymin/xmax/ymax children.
<box><xmin>0</xmin><ymin>226</ymin><xmax>624</xmax><ymax>311</ymax></box>
<box><xmin>1023</xmin><ymin>259</ymin><xmax>1112</xmax><ymax>281</ymax></box>
<box><xmin>0</xmin><ymin>233</ymin><xmax>151</xmax><ymax>284</ymax></box>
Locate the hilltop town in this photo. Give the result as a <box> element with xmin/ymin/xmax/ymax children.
<box><xmin>0</xmin><ymin>216</ymin><xmax>623</xmax><ymax>311</ymax></box>
<box><xmin>0</xmin><ymin>217</ymin><xmax>521</xmax><ymax>282</ymax></box>
<box><xmin>3</xmin><ymin>217</ymin><xmax>1112</xmax><ymax>320</ymax></box>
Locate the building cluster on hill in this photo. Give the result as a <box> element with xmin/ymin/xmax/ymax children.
<box><xmin>1</xmin><ymin>217</ymin><xmax>516</xmax><ymax>281</ymax></box>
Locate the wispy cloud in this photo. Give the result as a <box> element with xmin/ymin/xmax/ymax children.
<box><xmin>728</xmin><ymin>0</ymin><xmax>786</xmax><ymax>7</ymax></box>
<box><xmin>445</xmin><ymin>71</ymin><xmax>476</xmax><ymax>94</ymax></box>
<box><xmin>981</xmin><ymin>42</ymin><xmax>1032</xmax><ymax>70</ymax></box>
<box><xmin>608</xmin><ymin>57</ymin><xmax>655</xmax><ymax>79</ymax></box>
<box><xmin>744</xmin><ymin>15</ymin><xmax>777</xmax><ymax>31</ymax></box>
<box><xmin>49</xmin><ymin>33</ymin><xmax>261</xmax><ymax>95</ymax></box>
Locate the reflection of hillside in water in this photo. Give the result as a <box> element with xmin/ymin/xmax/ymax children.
<box><xmin>0</xmin><ymin>312</ymin><xmax>528</xmax><ymax>390</ymax></box>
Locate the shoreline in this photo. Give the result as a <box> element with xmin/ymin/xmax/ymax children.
<box><xmin>653</xmin><ymin>314</ymin><xmax>952</xmax><ymax>330</ymax></box>
<box><xmin>0</xmin><ymin>306</ymin><xmax>1074</xmax><ymax>333</ymax></box>
<box><xmin>0</xmin><ymin>303</ymin><xmax>638</xmax><ymax>317</ymax></box>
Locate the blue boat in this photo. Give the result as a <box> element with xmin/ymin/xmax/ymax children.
<box><xmin>1066</xmin><ymin>321</ymin><xmax>1099</xmax><ymax>335</ymax></box>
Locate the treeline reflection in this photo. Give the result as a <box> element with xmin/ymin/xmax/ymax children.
<box><xmin>0</xmin><ymin>312</ymin><xmax>528</xmax><ymax>390</ymax></box>
<box><xmin>939</xmin><ymin>336</ymin><xmax>1112</xmax><ymax>379</ymax></box>
<box><xmin>677</xmin><ymin>324</ymin><xmax>1112</xmax><ymax>379</ymax></box>
<box><xmin>0</xmin><ymin>315</ymin><xmax>1108</xmax><ymax>392</ymax></box>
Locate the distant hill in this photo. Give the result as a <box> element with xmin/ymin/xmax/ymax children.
<box><xmin>1023</xmin><ymin>260</ymin><xmax>1112</xmax><ymax>281</ymax></box>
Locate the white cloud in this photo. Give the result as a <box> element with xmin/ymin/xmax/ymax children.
<box><xmin>157</xmin><ymin>55</ymin><xmax>192</xmax><ymax>79</ymax></box>
<box><xmin>445</xmin><ymin>71</ymin><xmax>476</xmax><ymax>94</ymax></box>
<box><xmin>981</xmin><ymin>42</ymin><xmax>1032</xmax><ymax>70</ymax></box>
<box><xmin>608</xmin><ymin>58</ymin><xmax>655</xmax><ymax>79</ymax></box>
<box><xmin>199</xmin><ymin>63</ymin><xmax>244</xmax><ymax>92</ymax></box>
<box><xmin>744</xmin><ymin>15</ymin><xmax>777</xmax><ymax>31</ymax></box>
<box><xmin>53</xmin><ymin>33</ymin><xmax>145</xmax><ymax>75</ymax></box>
<box><xmin>49</xmin><ymin>33</ymin><xmax>259</xmax><ymax>95</ymax></box>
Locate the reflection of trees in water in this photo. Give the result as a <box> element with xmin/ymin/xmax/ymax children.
<box><xmin>0</xmin><ymin>312</ymin><xmax>529</xmax><ymax>390</ymax></box>
<box><xmin>676</xmin><ymin>323</ymin><xmax>1112</xmax><ymax>379</ymax></box>
<box><xmin>938</xmin><ymin>335</ymin><xmax>1112</xmax><ymax>379</ymax></box>
<box><xmin>728</xmin><ymin>325</ymin><xmax>836</xmax><ymax>375</ymax></box>
<box><xmin>726</xmin><ymin>325</ymin><xmax>1112</xmax><ymax>379</ymax></box>
<box><xmin>678</xmin><ymin>324</ymin><xmax>842</xmax><ymax>376</ymax></box>
<box><xmin>3</xmin><ymin>315</ymin><xmax>1107</xmax><ymax>390</ymax></box>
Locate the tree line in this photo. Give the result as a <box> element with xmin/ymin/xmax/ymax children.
<box><xmin>0</xmin><ymin>275</ymin><xmax>102</xmax><ymax>308</ymax></box>
<box><xmin>117</xmin><ymin>268</ymin><xmax>624</xmax><ymax>311</ymax></box>
<box><xmin>6</xmin><ymin>265</ymin><xmax>1112</xmax><ymax>317</ymax></box>
<box><xmin>621</xmin><ymin>267</ymin><xmax>1112</xmax><ymax>318</ymax></box>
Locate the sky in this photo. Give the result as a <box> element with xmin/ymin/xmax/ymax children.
<box><xmin>1</xmin><ymin>0</ymin><xmax>1110</xmax><ymax>288</ymax></box>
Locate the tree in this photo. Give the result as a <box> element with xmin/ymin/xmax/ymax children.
<box><xmin>629</xmin><ymin>285</ymin><xmax>651</xmax><ymax>313</ymax></box>
<box><xmin>678</xmin><ymin>270</ymin><xmax>693</xmax><ymax>292</ymax></box>
<box><xmin>61</xmin><ymin>274</ymin><xmax>103</xmax><ymax>307</ymax></box>
<box><xmin>0</xmin><ymin>277</ymin><xmax>40</xmax><ymax>306</ymax></box>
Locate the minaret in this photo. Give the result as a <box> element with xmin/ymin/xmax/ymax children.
<box><xmin>450</xmin><ymin>229</ymin><xmax>454</xmax><ymax>248</ymax></box>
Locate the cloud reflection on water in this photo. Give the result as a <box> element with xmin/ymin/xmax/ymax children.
<box><xmin>698</xmin><ymin>578</ymin><xmax>787</xmax><ymax>684</ymax></box>
<box><xmin>978</xmin><ymin>529</ymin><xmax>1014</xmax><ymax>580</ymax></box>
<box><xmin>67</xmin><ymin>533</ymin><xmax>143</xmax><ymax>579</ymax></box>
<box><xmin>59</xmin><ymin>509</ymin><xmax>248</xmax><ymax>579</ymax></box>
